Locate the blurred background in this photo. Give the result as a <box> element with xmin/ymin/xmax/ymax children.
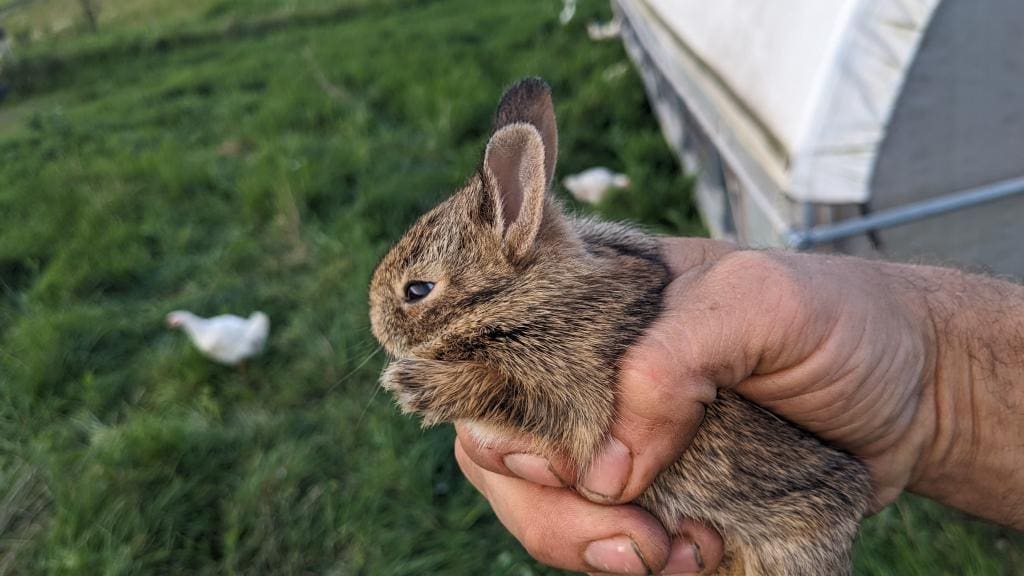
<box><xmin>0</xmin><ymin>1</ymin><xmax>1020</xmax><ymax>574</ymax></box>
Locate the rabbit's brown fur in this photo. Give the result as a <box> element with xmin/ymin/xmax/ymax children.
<box><xmin>369</xmin><ymin>78</ymin><xmax>872</xmax><ymax>575</ymax></box>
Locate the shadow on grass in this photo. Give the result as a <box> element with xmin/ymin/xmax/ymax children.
<box><xmin>5</xmin><ymin>0</ymin><xmax>435</xmax><ymax>98</ymax></box>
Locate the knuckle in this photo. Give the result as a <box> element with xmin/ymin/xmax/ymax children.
<box><xmin>709</xmin><ymin>250</ymin><xmax>812</xmax><ymax>330</ymax></box>
<box><xmin>714</xmin><ymin>250</ymin><xmax>802</xmax><ymax>293</ymax></box>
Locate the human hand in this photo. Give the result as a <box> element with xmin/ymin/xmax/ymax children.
<box><xmin>455</xmin><ymin>237</ymin><xmax>953</xmax><ymax>574</ymax></box>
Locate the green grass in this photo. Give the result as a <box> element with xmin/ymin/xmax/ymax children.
<box><xmin>0</xmin><ymin>1</ymin><xmax>1020</xmax><ymax>574</ymax></box>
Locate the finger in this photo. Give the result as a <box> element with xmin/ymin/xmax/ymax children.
<box><xmin>576</xmin><ymin>239</ymin><xmax>735</xmax><ymax>504</ymax></box>
<box><xmin>455</xmin><ymin>413</ymin><xmax>726</xmax><ymax>573</ymax></box>
<box><xmin>672</xmin><ymin>517</ymin><xmax>725</xmax><ymax>575</ymax></box>
<box><xmin>455</xmin><ymin>438</ymin><xmax>676</xmax><ymax>574</ymax></box>
<box><xmin>577</xmin><ymin>314</ymin><xmax>718</xmax><ymax>504</ymax></box>
<box><xmin>588</xmin><ymin>520</ymin><xmax>725</xmax><ymax>576</ymax></box>
<box><xmin>455</xmin><ymin>422</ymin><xmax>574</xmax><ymax>487</ymax></box>
<box><xmin>599</xmin><ymin>251</ymin><xmax>792</xmax><ymax>504</ymax></box>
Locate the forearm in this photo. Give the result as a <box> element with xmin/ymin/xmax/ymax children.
<box><xmin>904</xmin><ymin>265</ymin><xmax>1024</xmax><ymax>528</ymax></box>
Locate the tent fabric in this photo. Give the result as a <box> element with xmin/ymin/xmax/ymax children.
<box><xmin>617</xmin><ymin>0</ymin><xmax>1024</xmax><ymax>278</ymax></box>
<box><xmin>643</xmin><ymin>0</ymin><xmax>939</xmax><ymax>203</ymax></box>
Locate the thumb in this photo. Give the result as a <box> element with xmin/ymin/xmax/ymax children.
<box><xmin>577</xmin><ymin>309</ymin><xmax>718</xmax><ymax>504</ymax></box>
<box><xmin>577</xmin><ymin>240</ymin><xmax>754</xmax><ymax>504</ymax></box>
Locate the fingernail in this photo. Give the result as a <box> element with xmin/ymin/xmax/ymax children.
<box><xmin>502</xmin><ymin>453</ymin><xmax>564</xmax><ymax>487</ymax></box>
<box><xmin>662</xmin><ymin>542</ymin><xmax>703</xmax><ymax>575</ymax></box>
<box><xmin>583</xmin><ymin>536</ymin><xmax>648</xmax><ymax>575</ymax></box>
<box><xmin>579</xmin><ymin>436</ymin><xmax>631</xmax><ymax>502</ymax></box>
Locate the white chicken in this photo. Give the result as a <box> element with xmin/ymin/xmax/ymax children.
<box><xmin>587</xmin><ymin>19</ymin><xmax>622</xmax><ymax>41</ymax></box>
<box><xmin>559</xmin><ymin>0</ymin><xmax>577</xmax><ymax>25</ymax></box>
<box><xmin>562</xmin><ymin>167</ymin><xmax>631</xmax><ymax>205</ymax></box>
<box><xmin>166</xmin><ymin>310</ymin><xmax>269</xmax><ymax>367</ymax></box>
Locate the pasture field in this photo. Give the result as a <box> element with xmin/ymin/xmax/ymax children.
<box><xmin>0</xmin><ymin>1</ymin><xmax>1021</xmax><ymax>574</ymax></box>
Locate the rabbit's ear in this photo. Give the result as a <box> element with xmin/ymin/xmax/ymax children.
<box><xmin>483</xmin><ymin>124</ymin><xmax>548</xmax><ymax>262</ymax></box>
<box><xmin>480</xmin><ymin>78</ymin><xmax>559</xmax><ymax>262</ymax></box>
<box><xmin>492</xmin><ymin>78</ymin><xmax>558</xmax><ymax>187</ymax></box>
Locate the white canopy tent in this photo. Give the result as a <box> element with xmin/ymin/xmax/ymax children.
<box><xmin>615</xmin><ymin>0</ymin><xmax>1024</xmax><ymax>278</ymax></box>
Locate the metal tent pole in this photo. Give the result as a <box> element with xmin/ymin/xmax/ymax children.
<box><xmin>786</xmin><ymin>175</ymin><xmax>1024</xmax><ymax>250</ymax></box>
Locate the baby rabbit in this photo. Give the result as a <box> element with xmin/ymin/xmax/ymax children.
<box><xmin>369</xmin><ymin>78</ymin><xmax>872</xmax><ymax>575</ymax></box>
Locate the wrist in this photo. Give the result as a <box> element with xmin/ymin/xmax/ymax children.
<box><xmin>888</xmin><ymin>264</ymin><xmax>956</xmax><ymax>493</ymax></box>
<box><xmin>900</xmin><ymin>265</ymin><xmax>1024</xmax><ymax>528</ymax></box>
<box><xmin>860</xmin><ymin>260</ymin><xmax>943</xmax><ymax>505</ymax></box>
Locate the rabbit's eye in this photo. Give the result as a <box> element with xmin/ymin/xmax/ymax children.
<box><xmin>404</xmin><ymin>281</ymin><xmax>435</xmax><ymax>302</ymax></box>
